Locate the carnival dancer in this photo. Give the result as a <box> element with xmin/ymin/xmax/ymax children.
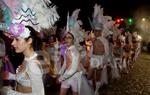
<box><xmin>58</xmin><ymin>9</ymin><xmax>94</xmax><ymax>95</ymax></box>
<box><xmin>92</xmin><ymin>28</ymin><xmax>105</xmax><ymax>95</ymax></box>
<box><xmin>36</xmin><ymin>41</ymin><xmax>53</xmax><ymax>88</ymax></box>
<box><xmin>1</xmin><ymin>24</ymin><xmax>46</xmax><ymax>95</ymax></box>
<box><xmin>46</xmin><ymin>34</ymin><xmax>62</xmax><ymax>78</ymax></box>
<box><xmin>113</xmin><ymin>35</ymin><xmax>123</xmax><ymax>73</ymax></box>
<box><xmin>131</xmin><ymin>31</ymin><xmax>142</xmax><ymax>62</ymax></box>
<box><xmin>58</xmin><ymin>31</ymin><xmax>82</xmax><ymax>95</ymax></box>
<box><xmin>122</xmin><ymin>32</ymin><xmax>132</xmax><ymax>74</ymax></box>
<box><xmin>84</xmin><ymin>31</ymin><xmax>94</xmax><ymax>73</ymax></box>
<box><xmin>88</xmin><ymin>4</ymin><xmax>110</xmax><ymax>95</ymax></box>
<box><xmin>102</xmin><ymin>15</ymin><xmax>116</xmax><ymax>83</ymax></box>
<box><xmin>58</xmin><ymin>31</ymin><xmax>94</xmax><ymax>95</ymax></box>
<box><xmin>0</xmin><ymin>0</ymin><xmax>59</xmax><ymax>95</ymax></box>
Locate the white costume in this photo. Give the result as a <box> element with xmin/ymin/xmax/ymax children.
<box><xmin>58</xmin><ymin>45</ymin><xmax>81</xmax><ymax>92</ymax></box>
<box><xmin>90</xmin><ymin>55</ymin><xmax>104</xmax><ymax>69</ymax></box>
<box><xmin>53</xmin><ymin>41</ymin><xmax>62</xmax><ymax>74</ymax></box>
<box><xmin>59</xmin><ymin>45</ymin><xmax>94</xmax><ymax>95</ymax></box>
<box><xmin>1</xmin><ymin>52</ymin><xmax>45</xmax><ymax>95</ymax></box>
<box><xmin>0</xmin><ymin>0</ymin><xmax>59</xmax><ymax>95</ymax></box>
<box><xmin>59</xmin><ymin>8</ymin><xmax>94</xmax><ymax>95</ymax></box>
<box><xmin>98</xmin><ymin>36</ymin><xmax>109</xmax><ymax>85</ymax></box>
<box><xmin>90</xmin><ymin>37</ymin><xmax>105</xmax><ymax>69</ymax></box>
<box><xmin>46</xmin><ymin>41</ymin><xmax>62</xmax><ymax>75</ymax></box>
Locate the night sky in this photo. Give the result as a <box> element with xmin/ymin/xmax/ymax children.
<box><xmin>51</xmin><ymin>0</ymin><xmax>150</xmax><ymax>29</ymax></box>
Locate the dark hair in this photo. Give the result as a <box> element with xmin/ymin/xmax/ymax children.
<box><xmin>25</xmin><ymin>26</ymin><xmax>42</xmax><ymax>51</ymax></box>
<box><xmin>125</xmin><ymin>37</ymin><xmax>129</xmax><ymax>44</ymax></box>
<box><xmin>79</xmin><ymin>40</ymin><xmax>86</xmax><ymax>46</ymax></box>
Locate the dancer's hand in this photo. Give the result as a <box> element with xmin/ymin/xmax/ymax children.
<box><xmin>56</xmin><ymin>75</ymin><xmax>63</xmax><ymax>84</ymax></box>
<box><xmin>2</xmin><ymin>55</ymin><xmax>9</xmax><ymax>63</ymax></box>
<box><xmin>56</xmin><ymin>78</ymin><xmax>61</xmax><ymax>84</ymax></box>
<box><xmin>16</xmin><ymin>64</ymin><xmax>25</xmax><ymax>73</ymax></box>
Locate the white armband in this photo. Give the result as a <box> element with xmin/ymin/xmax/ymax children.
<box><xmin>8</xmin><ymin>72</ymin><xmax>16</xmax><ymax>80</ymax></box>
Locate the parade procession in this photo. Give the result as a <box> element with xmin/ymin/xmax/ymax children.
<box><xmin>0</xmin><ymin>0</ymin><xmax>145</xmax><ymax>95</ymax></box>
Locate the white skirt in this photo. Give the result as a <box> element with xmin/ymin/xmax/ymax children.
<box><xmin>90</xmin><ymin>55</ymin><xmax>104</xmax><ymax>68</ymax></box>
<box><xmin>78</xmin><ymin>72</ymin><xmax>94</xmax><ymax>95</ymax></box>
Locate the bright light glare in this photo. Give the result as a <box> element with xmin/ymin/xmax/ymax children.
<box><xmin>142</xmin><ymin>18</ymin><xmax>146</xmax><ymax>22</ymax></box>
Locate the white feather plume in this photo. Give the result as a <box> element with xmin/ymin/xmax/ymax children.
<box><xmin>2</xmin><ymin>0</ymin><xmax>59</xmax><ymax>32</ymax></box>
<box><xmin>102</xmin><ymin>17</ymin><xmax>115</xmax><ymax>37</ymax></box>
<box><xmin>71</xmin><ymin>9</ymin><xmax>80</xmax><ymax>20</ymax></box>
<box><xmin>65</xmin><ymin>9</ymin><xmax>85</xmax><ymax>51</ymax></box>
<box><xmin>92</xmin><ymin>4</ymin><xmax>104</xmax><ymax>30</ymax></box>
<box><xmin>70</xmin><ymin>9</ymin><xmax>84</xmax><ymax>43</ymax></box>
<box><xmin>2</xmin><ymin>0</ymin><xmax>22</xmax><ymax>17</ymax></box>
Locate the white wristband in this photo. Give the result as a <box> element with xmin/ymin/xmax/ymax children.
<box><xmin>8</xmin><ymin>72</ymin><xmax>16</xmax><ymax>80</ymax></box>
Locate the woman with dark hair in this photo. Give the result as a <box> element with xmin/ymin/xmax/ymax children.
<box><xmin>1</xmin><ymin>24</ymin><xmax>45</xmax><ymax>95</ymax></box>
<box><xmin>122</xmin><ymin>35</ymin><xmax>132</xmax><ymax>74</ymax></box>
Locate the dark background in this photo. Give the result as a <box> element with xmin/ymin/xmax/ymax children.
<box><xmin>51</xmin><ymin>0</ymin><xmax>150</xmax><ymax>29</ymax></box>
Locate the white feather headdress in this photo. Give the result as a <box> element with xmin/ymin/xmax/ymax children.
<box><xmin>65</xmin><ymin>9</ymin><xmax>84</xmax><ymax>43</ymax></box>
<box><xmin>92</xmin><ymin>4</ymin><xmax>104</xmax><ymax>30</ymax></box>
<box><xmin>65</xmin><ymin>9</ymin><xmax>85</xmax><ymax>51</ymax></box>
<box><xmin>0</xmin><ymin>0</ymin><xmax>59</xmax><ymax>33</ymax></box>
<box><xmin>91</xmin><ymin>4</ymin><xmax>115</xmax><ymax>37</ymax></box>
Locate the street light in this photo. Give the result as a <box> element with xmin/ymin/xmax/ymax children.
<box><xmin>142</xmin><ymin>18</ymin><xmax>146</xmax><ymax>22</ymax></box>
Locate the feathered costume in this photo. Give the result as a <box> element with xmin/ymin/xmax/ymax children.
<box><xmin>0</xmin><ymin>0</ymin><xmax>59</xmax><ymax>32</ymax></box>
<box><xmin>89</xmin><ymin>4</ymin><xmax>119</xmax><ymax>95</ymax></box>
<box><xmin>65</xmin><ymin>9</ymin><xmax>85</xmax><ymax>52</ymax></box>
<box><xmin>59</xmin><ymin>9</ymin><xmax>94</xmax><ymax>95</ymax></box>
<box><xmin>0</xmin><ymin>0</ymin><xmax>59</xmax><ymax>95</ymax></box>
<box><xmin>92</xmin><ymin>4</ymin><xmax>120</xmax><ymax>81</ymax></box>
